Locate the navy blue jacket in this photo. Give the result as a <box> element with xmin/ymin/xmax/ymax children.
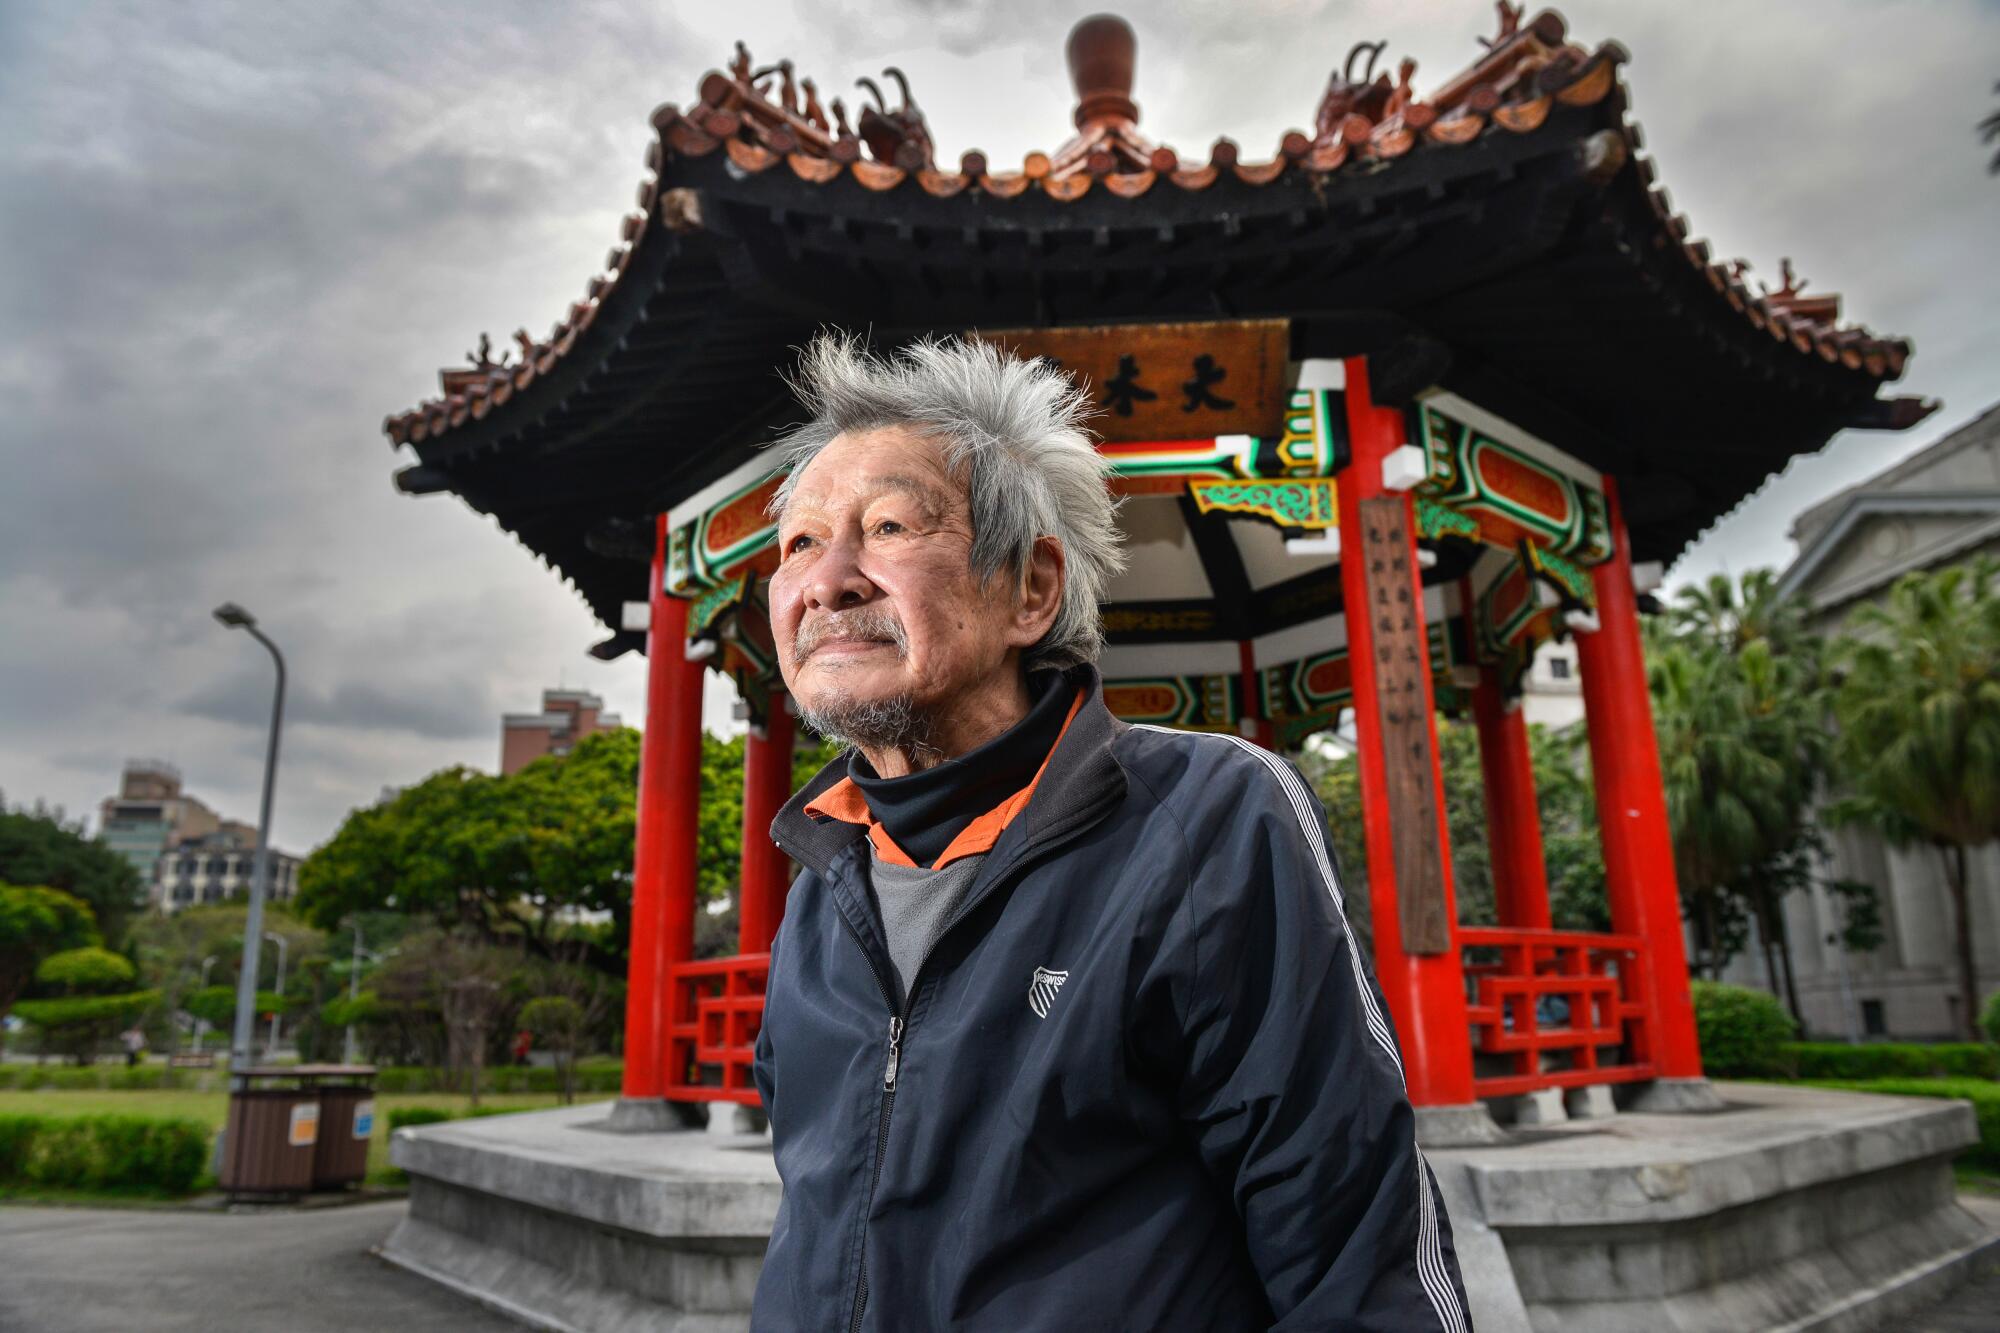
<box><xmin>753</xmin><ymin>668</ymin><xmax>1471</xmax><ymax>1331</ymax></box>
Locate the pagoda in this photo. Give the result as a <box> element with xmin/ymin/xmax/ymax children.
<box><xmin>381</xmin><ymin>14</ymin><xmax>1992</xmax><ymax>1328</ymax></box>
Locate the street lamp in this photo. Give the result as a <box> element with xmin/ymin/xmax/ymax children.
<box><xmin>194</xmin><ymin>954</ymin><xmax>218</xmax><ymax>1051</ymax></box>
<box><xmin>263</xmin><ymin>931</ymin><xmax>288</xmax><ymax>1059</ymax></box>
<box><xmin>214</xmin><ymin>602</ymin><xmax>286</xmax><ymax>1085</ymax></box>
<box><xmin>342</xmin><ymin>921</ymin><xmax>383</xmax><ymax>1066</ymax></box>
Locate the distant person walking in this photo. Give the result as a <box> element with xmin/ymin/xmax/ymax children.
<box><xmin>120</xmin><ymin>1026</ymin><xmax>147</xmax><ymax>1068</ymax></box>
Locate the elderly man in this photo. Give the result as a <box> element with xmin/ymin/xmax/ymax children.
<box><xmin>752</xmin><ymin>334</ymin><xmax>1470</xmax><ymax>1331</ymax></box>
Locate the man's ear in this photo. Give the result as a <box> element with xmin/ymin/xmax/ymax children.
<box><xmin>1007</xmin><ymin>536</ymin><xmax>1066</xmax><ymax>648</ymax></box>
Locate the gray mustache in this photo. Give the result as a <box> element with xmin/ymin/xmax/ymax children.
<box><xmin>795</xmin><ymin>609</ymin><xmax>909</xmax><ymax>660</ymax></box>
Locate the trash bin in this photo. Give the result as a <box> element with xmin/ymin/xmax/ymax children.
<box><xmin>219</xmin><ymin>1069</ymin><xmax>322</xmax><ymax>1197</ymax></box>
<box><xmin>309</xmin><ymin>1066</ymin><xmax>378</xmax><ymax>1191</ymax></box>
<box><xmin>220</xmin><ymin>1064</ymin><xmax>378</xmax><ymax>1197</ymax></box>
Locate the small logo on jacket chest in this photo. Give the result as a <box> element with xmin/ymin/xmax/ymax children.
<box><xmin>1028</xmin><ymin>967</ymin><xmax>1069</xmax><ymax>1018</ymax></box>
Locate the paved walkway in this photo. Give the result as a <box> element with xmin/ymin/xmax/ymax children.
<box><xmin>0</xmin><ymin>1201</ymin><xmax>514</xmax><ymax>1332</ymax></box>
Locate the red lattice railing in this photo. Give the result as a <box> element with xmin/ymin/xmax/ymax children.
<box><xmin>1459</xmin><ymin>927</ymin><xmax>1657</xmax><ymax>1099</ymax></box>
<box><xmin>663</xmin><ymin>953</ymin><xmax>769</xmax><ymax>1104</ymax></box>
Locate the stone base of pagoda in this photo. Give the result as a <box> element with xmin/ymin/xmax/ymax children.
<box><xmin>382</xmin><ymin>1085</ymin><xmax>1994</xmax><ymax>1333</ymax></box>
<box><xmin>1431</xmin><ymin>1081</ymin><xmax>1997</xmax><ymax>1333</ymax></box>
<box><xmin>380</xmin><ymin>1102</ymin><xmax>776</xmax><ymax>1332</ymax></box>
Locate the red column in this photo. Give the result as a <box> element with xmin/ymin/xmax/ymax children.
<box><xmin>1337</xmin><ymin>357</ymin><xmax>1477</xmax><ymax>1108</ymax></box>
<box><xmin>1471</xmin><ymin>667</ymin><xmax>1552</xmax><ymax>929</ymax></box>
<box><xmin>623</xmin><ymin>514</ymin><xmax>706</xmax><ymax>1103</ymax></box>
<box><xmin>1575</xmin><ymin>477</ymin><xmax>1703</xmax><ymax>1078</ymax></box>
<box><xmin>738</xmin><ymin>691</ymin><xmax>796</xmax><ymax>955</ymax></box>
<box><xmin>1237</xmin><ymin>640</ymin><xmax>1274</xmax><ymax>750</ymax></box>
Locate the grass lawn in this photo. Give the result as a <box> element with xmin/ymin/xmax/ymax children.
<box><xmin>0</xmin><ymin>1087</ymin><xmax>612</xmax><ymax>1191</ymax></box>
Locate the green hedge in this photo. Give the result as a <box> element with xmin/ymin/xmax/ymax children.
<box><xmin>385</xmin><ymin>1105</ymin><xmax>510</xmax><ymax>1133</ymax></box>
<box><xmin>370</xmin><ymin>1060</ymin><xmax>623</xmax><ymax>1095</ymax></box>
<box><xmin>0</xmin><ymin>1059</ymin><xmax>624</xmax><ymax>1094</ymax></box>
<box><xmin>1692</xmin><ymin>981</ymin><xmax>1797</xmax><ymax>1077</ymax></box>
<box><xmin>1807</xmin><ymin>1078</ymin><xmax>2000</xmax><ymax>1170</ymax></box>
<box><xmin>0</xmin><ymin>1113</ymin><xmax>210</xmax><ymax>1194</ymax></box>
<box><xmin>0</xmin><ymin>1064</ymin><xmax>198</xmax><ymax>1091</ymax></box>
<box><xmin>1784</xmin><ymin>1042</ymin><xmax>1999</xmax><ymax>1082</ymax></box>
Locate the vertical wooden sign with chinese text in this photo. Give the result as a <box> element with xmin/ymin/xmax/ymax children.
<box><xmin>974</xmin><ymin>320</ymin><xmax>1289</xmax><ymax>442</ymax></box>
<box><xmin>1358</xmin><ymin>496</ymin><xmax>1451</xmax><ymax>954</ymax></box>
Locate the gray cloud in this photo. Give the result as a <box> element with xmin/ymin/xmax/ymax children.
<box><xmin>3</xmin><ymin>0</ymin><xmax>1996</xmax><ymax>854</ymax></box>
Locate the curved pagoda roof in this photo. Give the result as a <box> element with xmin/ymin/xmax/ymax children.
<box><xmin>383</xmin><ymin>7</ymin><xmax>1932</xmax><ymax>652</ymax></box>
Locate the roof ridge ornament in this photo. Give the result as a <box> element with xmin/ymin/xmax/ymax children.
<box><xmin>1053</xmin><ymin>15</ymin><xmax>1157</xmax><ymax>178</ymax></box>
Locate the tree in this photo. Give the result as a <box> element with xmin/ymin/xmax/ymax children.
<box><xmin>130</xmin><ymin>902</ymin><xmax>327</xmax><ymax>1053</ymax></box>
<box><xmin>14</xmin><ymin>946</ymin><xmax>157</xmax><ymax>1064</ymax></box>
<box><xmin>185</xmin><ymin>983</ymin><xmax>286</xmax><ymax>1031</ymax></box>
<box><xmin>297</xmin><ymin>727</ymin><xmax>846</xmax><ymax>977</ymax></box>
<box><xmin>0</xmin><ymin>883</ymin><xmax>100</xmax><ymax>1019</ymax></box>
<box><xmin>0</xmin><ymin>808</ymin><xmax>144</xmax><ymax>947</ymax></box>
<box><xmin>1303</xmin><ymin>715</ymin><xmax>1608</xmax><ymax>957</ymax></box>
<box><xmin>1649</xmin><ymin>571</ymin><xmax>1829</xmax><ymax>995</ymax></box>
<box><xmin>519</xmin><ymin>996</ymin><xmax>587</xmax><ymax>1104</ymax></box>
<box><xmin>1830</xmin><ymin>557</ymin><xmax>2000</xmax><ymax>1038</ymax></box>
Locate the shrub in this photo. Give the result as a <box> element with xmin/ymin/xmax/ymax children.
<box><xmin>1982</xmin><ymin>990</ymin><xmax>2000</xmax><ymax>1046</ymax></box>
<box><xmin>34</xmin><ymin>947</ymin><xmax>136</xmax><ymax>993</ymax></box>
<box><xmin>386</xmin><ymin>1106</ymin><xmax>454</xmax><ymax>1132</ymax></box>
<box><xmin>367</xmin><ymin>1061</ymin><xmax>623</xmax><ymax>1095</ymax></box>
<box><xmin>12</xmin><ymin>991</ymin><xmax>160</xmax><ymax>1028</ymax></box>
<box><xmin>1807</xmin><ymin>1078</ymin><xmax>2000</xmax><ymax>1170</ymax></box>
<box><xmin>0</xmin><ymin>1113</ymin><xmax>210</xmax><ymax>1194</ymax></box>
<box><xmin>1784</xmin><ymin>1042</ymin><xmax>2000</xmax><ymax>1082</ymax></box>
<box><xmin>1692</xmin><ymin>981</ymin><xmax>1797</xmax><ymax>1076</ymax></box>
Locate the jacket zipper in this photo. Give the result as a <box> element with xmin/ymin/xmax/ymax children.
<box><xmin>837</xmin><ymin>909</ymin><xmax>901</xmax><ymax>1333</ymax></box>
<box><xmin>833</xmin><ymin>803</ymin><xmax>1108</xmax><ymax>1332</ymax></box>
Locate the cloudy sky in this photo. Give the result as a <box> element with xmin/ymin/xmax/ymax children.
<box><xmin>3</xmin><ymin>0</ymin><xmax>1995</xmax><ymax>856</ymax></box>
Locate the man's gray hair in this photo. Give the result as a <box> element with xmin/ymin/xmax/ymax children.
<box><xmin>766</xmin><ymin>332</ymin><xmax>1126</xmax><ymax>670</ymax></box>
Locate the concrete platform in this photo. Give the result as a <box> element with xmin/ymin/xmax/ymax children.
<box><xmin>1430</xmin><ymin>1082</ymin><xmax>1999</xmax><ymax>1333</ymax></box>
<box><xmin>381</xmin><ymin>1102</ymin><xmax>778</xmax><ymax>1332</ymax></box>
<box><xmin>385</xmin><ymin>1084</ymin><xmax>1996</xmax><ymax>1332</ymax></box>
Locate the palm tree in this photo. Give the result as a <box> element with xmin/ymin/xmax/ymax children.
<box><xmin>1650</xmin><ymin>633</ymin><xmax>1820</xmax><ymax>980</ymax></box>
<box><xmin>1654</xmin><ymin>574</ymin><xmax>1828</xmax><ymax>1013</ymax></box>
<box><xmin>1831</xmin><ymin>557</ymin><xmax>2000</xmax><ymax>1038</ymax></box>
<box><xmin>1672</xmin><ymin>569</ymin><xmax>1812</xmax><ymax>656</ymax></box>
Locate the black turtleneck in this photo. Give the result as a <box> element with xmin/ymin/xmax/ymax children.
<box><xmin>848</xmin><ymin>669</ymin><xmax>1078</xmax><ymax>868</ymax></box>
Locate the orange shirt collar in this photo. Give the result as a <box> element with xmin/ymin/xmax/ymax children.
<box><xmin>803</xmin><ymin>688</ymin><xmax>1085</xmax><ymax>870</ymax></box>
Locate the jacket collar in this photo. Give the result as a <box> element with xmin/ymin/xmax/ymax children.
<box><xmin>772</xmin><ymin>663</ymin><xmax>1129</xmax><ymax>881</ymax></box>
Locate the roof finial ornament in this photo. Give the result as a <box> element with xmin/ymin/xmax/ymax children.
<box><xmin>1762</xmin><ymin>257</ymin><xmax>1807</xmax><ymax>299</ymax></box>
<box><xmin>1481</xmin><ymin>2</ymin><xmax>1524</xmax><ymax>50</ymax></box>
<box><xmin>1066</xmin><ymin>14</ymin><xmax>1140</xmax><ymax>131</ymax></box>
<box><xmin>800</xmin><ymin>78</ymin><xmax>830</xmax><ymax>132</ymax></box>
<box><xmin>468</xmin><ymin>332</ymin><xmax>510</xmax><ymax>371</ymax></box>
<box><xmin>513</xmin><ymin>328</ymin><xmax>537</xmax><ymax>361</ymax></box>
<box><xmin>1346</xmin><ymin>41</ymin><xmax>1386</xmax><ymax>87</ymax></box>
<box><xmin>1385</xmin><ymin>57</ymin><xmax>1419</xmax><ymax>118</ymax></box>
<box><xmin>854</xmin><ymin>68</ymin><xmax>933</xmax><ymax>168</ymax></box>
<box><xmin>778</xmin><ymin>60</ymin><xmax>800</xmax><ymax>117</ymax></box>
<box><xmin>730</xmin><ymin>41</ymin><xmax>753</xmax><ymax>85</ymax></box>
<box><xmin>1725</xmin><ymin>258</ymin><xmax>1751</xmax><ymax>283</ymax></box>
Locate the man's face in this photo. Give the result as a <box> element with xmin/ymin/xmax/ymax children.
<box><xmin>768</xmin><ymin>427</ymin><xmax>1024</xmax><ymax>738</ymax></box>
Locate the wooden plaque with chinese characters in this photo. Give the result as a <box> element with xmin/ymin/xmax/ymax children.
<box><xmin>1358</xmin><ymin>496</ymin><xmax>1451</xmax><ymax>954</ymax></box>
<box><xmin>974</xmin><ymin>320</ymin><xmax>1289</xmax><ymax>442</ymax></box>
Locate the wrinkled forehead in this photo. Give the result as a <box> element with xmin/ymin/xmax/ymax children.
<box><xmin>780</xmin><ymin>426</ymin><xmax>967</xmax><ymax>524</ymax></box>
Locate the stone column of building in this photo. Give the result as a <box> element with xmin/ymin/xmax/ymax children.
<box><xmin>1575</xmin><ymin>477</ymin><xmax>1710</xmax><ymax>1100</ymax></box>
<box><xmin>1471</xmin><ymin>666</ymin><xmax>1553</xmax><ymax>928</ymax></box>
<box><xmin>1335</xmin><ymin>357</ymin><xmax>1488</xmax><ymax>1133</ymax></box>
<box><xmin>737</xmin><ymin>691</ymin><xmax>796</xmax><ymax>955</ymax></box>
<box><xmin>612</xmin><ymin>512</ymin><xmax>707</xmax><ymax>1129</ymax></box>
